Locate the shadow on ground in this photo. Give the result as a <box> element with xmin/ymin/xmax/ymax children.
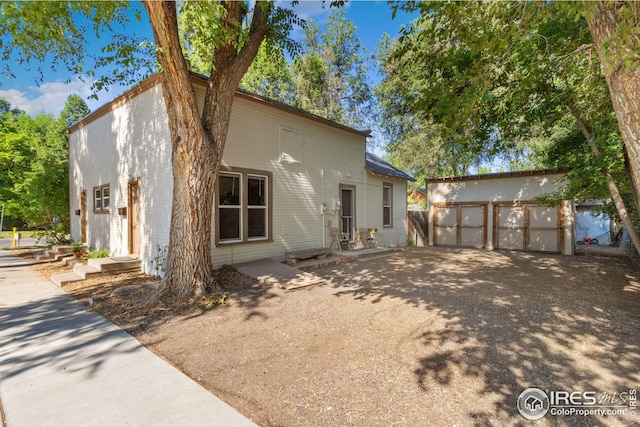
<box><xmin>317</xmin><ymin>246</ymin><xmax>640</xmax><ymax>426</ymax></box>
<box><xmin>0</xmin><ymin>293</ymin><xmax>141</xmax><ymax>382</ymax></box>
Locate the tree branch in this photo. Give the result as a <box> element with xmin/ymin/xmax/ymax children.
<box><xmin>143</xmin><ymin>1</ymin><xmax>200</xmax><ymax>147</ymax></box>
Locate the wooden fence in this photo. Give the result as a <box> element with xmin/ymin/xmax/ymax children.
<box><xmin>407</xmin><ymin>210</ymin><xmax>427</xmax><ymax>246</ymax></box>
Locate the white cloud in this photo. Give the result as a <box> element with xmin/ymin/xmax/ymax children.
<box><xmin>0</xmin><ymin>76</ymin><xmax>118</xmax><ymax>116</ymax></box>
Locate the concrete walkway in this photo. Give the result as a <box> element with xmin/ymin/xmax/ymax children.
<box><xmin>0</xmin><ymin>251</ymin><xmax>257</xmax><ymax>427</ymax></box>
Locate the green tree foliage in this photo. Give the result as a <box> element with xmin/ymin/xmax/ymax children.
<box><xmin>0</xmin><ymin>96</ymin><xmax>89</xmax><ymax>231</ymax></box>
<box><xmin>60</xmin><ymin>94</ymin><xmax>91</xmax><ymax>128</ymax></box>
<box><xmin>0</xmin><ymin>104</ymin><xmax>31</xmax><ymax>228</ymax></box>
<box><xmin>382</xmin><ymin>0</ymin><xmax>640</xmax><ymax>250</ymax></box>
<box><xmin>378</xmin><ymin>2</ymin><xmax>606</xmax><ymax>177</ymax></box>
<box><xmin>0</xmin><ymin>1</ymin><xmax>155</xmax><ymax>94</ymax></box>
<box><xmin>180</xmin><ymin>5</ymin><xmax>373</xmax><ymax>129</ymax></box>
<box><xmin>239</xmin><ymin>42</ymin><xmax>294</xmax><ymax>104</ymax></box>
<box><xmin>292</xmin><ymin>9</ymin><xmax>373</xmax><ymax>129</ymax></box>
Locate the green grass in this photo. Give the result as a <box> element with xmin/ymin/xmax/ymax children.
<box><xmin>0</xmin><ymin>230</ymin><xmax>38</xmax><ymax>239</ymax></box>
<box><xmin>1</xmin><ymin>246</ymin><xmax>41</xmax><ymax>250</ymax></box>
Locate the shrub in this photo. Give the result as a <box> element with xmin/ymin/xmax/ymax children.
<box><xmin>34</xmin><ymin>224</ymin><xmax>67</xmax><ymax>248</ymax></box>
<box><xmin>88</xmin><ymin>248</ymin><xmax>110</xmax><ymax>259</ymax></box>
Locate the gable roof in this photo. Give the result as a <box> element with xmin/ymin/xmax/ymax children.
<box><xmin>365</xmin><ymin>152</ymin><xmax>415</xmax><ymax>181</ymax></box>
<box><xmin>69</xmin><ymin>72</ymin><xmax>371</xmax><ymax>139</ymax></box>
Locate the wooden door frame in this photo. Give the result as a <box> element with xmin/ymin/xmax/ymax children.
<box><xmin>339</xmin><ymin>184</ymin><xmax>356</xmax><ymax>242</ymax></box>
<box><xmin>128</xmin><ymin>179</ymin><xmax>141</xmax><ymax>256</ymax></box>
<box><xmin>432</xmin><ymin>202</ymin><xmax>487</xmax><ymax>248</ymax></box>
<box><xmin>493</xmin><ymin>201</ymin><xmax>562</xmax><ymax>253</ymax></box>
<box><xmin>80</xmin><ymin>189</ymin><xmax>87</xmax><ymax>243</ymax></box>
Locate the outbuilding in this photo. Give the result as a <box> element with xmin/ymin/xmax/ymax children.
<box><xmin>426</xmin><ymin>169</ymin><xmax>574</xmax><ymax>255</ymax></box>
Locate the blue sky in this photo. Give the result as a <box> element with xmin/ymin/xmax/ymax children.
<box><xmin>0</xmin><ymin>1</ymin><xmax>418</xmax><ymax>117</ymax></box>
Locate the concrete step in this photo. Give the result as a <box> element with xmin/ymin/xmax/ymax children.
<box><xmin>64</xmin><ymin>257</ymin><xmax>84</xmax><ymax>267</ymax></box>
<box><xmin>51</xmin><ymin>256</ymin><xmax>141</xmax><ymax>287</ymax></box>
<box><xmin>353</xmin><ymin>247</ymin><xmax>397</xmax><ymax>261</ymax></box>
<box><xmin>34</xmin><ymin>244</ymin><xmax>87</xmax><ymax>261</ymax></box>
<box><xmin>53</xmin><ymin>245</ymin><xmax>80</xmax><ymax>255</ymax></box>
<box><xmin>51</xmin><ymin>272</ymin><xmax>84</xmax><ymax>287</ymax></box>
<box><xmin>284</xmin><ymin>248</ymin><xmax>329</xmax><ymax>266</ymax></box>
<box><xmin>34</xmin><ymin>251</ymin><xmax>75</xmax><ymax>262</ymax></box>
<box><xmin>87</xmin><ymin>257</ymin><xmax>141</xmax><ymax>273</ymax></box>
<box><xmin>73</xmin><ymin>263</ymin><xmax>101</xmax><ymax>279</ymax></box>
<box><xmin>53</xmin><ymin>253</ymin><xmax>75</xmax><ymax>262</ymax></box>
<box><xmin>33</xmin><ymin>251</ymin><xmax>53</xmax><ymax>261</ymax></box>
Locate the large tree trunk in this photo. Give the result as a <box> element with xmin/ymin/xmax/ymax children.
<box><xmin>585</xmin><ymin>1</ymin><xmax>640</xmax><ymax>243</ymax></box>
<box><xmin>144</xmin><ymin>1</ymin><xmax>271</xmax><ymax>300</ymax></box>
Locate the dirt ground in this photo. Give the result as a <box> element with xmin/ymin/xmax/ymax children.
<box><xmin>17</xmin><ymin>247</ymin><xmax>640</xmax><ymax>426</ymax></box>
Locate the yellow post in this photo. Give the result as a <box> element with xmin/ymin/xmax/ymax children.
<box><xmin>12</xmin><ymin>227</ymin><xmax>17</xmax><ymax>247</ymax></box>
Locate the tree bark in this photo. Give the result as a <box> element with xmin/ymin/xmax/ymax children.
<box><xmin>585</xmin><ymin>1</ymin><xmax>640</xmax><ymax>228</ymax></box>
<box><xmin>144</xmin><ymin>1</ymin><xmax>271</xmax><ymax>300</ymax></box>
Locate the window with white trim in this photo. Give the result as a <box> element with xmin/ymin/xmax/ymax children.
<box><xmin>217</xmin><ymin>170</ymin><xmax>271</xmax><ymax>244</ymax></box>
<box><xmin>93</xmin><ymin>184</ymin><xmax>110</xmax><ymax>213</ymax></box>
<box><xmin>247</xmin><ymin>175</ymin><xmax>267</xmax><ymax>239</ymax></box>
<box><xmin>383</xmin><ymin>183</ymin><xmax>393</xmax><ymax>227</ymax></box>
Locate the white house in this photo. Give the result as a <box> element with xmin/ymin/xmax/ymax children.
<box><xmin>68</xmin><ymin>72</ymin><xmax>414</xmax><ymax>274</ymax></box>
<box><xmin>426</xmin><ymin>169</ymin><xmax>575</xmax><ymax>255</ymax></box>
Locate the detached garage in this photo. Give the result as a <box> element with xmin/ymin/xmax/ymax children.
<box><xmin>426</xmin><ymin>169</ymin><xmax>574</xmax><ymax>255</ymax></box>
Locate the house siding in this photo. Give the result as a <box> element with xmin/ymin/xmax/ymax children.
<box><xmin>211</xmin><ymin>95</ymin><xmax>367</xmax><ymax>265</ymax></box>
<box><xmin>364</xmin><ymin>171</ymin><xmax>409</xmax><ymax>247</ymax></box>
<box><xmin>69</xmin><ymin>76</ymin><xmax>409</xmax><ymax>274</ymax></box>
<box><xmin>69</xmin><ymin>82</ymin><xmax>173</xmax><ymax>274</ymax></box>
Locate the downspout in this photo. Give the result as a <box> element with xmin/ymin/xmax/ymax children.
<box><xmin>364</xmin><ymin>167</ymin><xmax>367</xmax><ymax>229</ymax></box>
<box><xmin>321</xmin><ymin>168</ymin><xmax>326</xmax><ymax>248</ymax></box>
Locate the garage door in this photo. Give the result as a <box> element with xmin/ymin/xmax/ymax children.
<box><xmin>433</xmin><ymin>203</ymin><xmax>487</xmax><ymax>248</ymax></box>
<box><xmin>494</xmin><ymin>203</ymin><xmax>562</xmax><ymax>253</ymax></box>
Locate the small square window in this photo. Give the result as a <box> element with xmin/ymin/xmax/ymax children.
<box><xmin>93</xmin><ymin>184</ymin><xmax>110</xmax><ymax>212</ymax></box>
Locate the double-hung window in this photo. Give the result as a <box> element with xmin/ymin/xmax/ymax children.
<box><xmin>247</xmin><ymin>175</ymin><xmax>268</xmax><ymax>239</ymax></box>
<box><xmin>217</xmin><ymin>169</ymin><xmax>271</xmax><ymax>244</ymax></box>
<box><xmin>383</xmin><ymin>183</ymin><xmax>393</xmax><ymax>227</ymax></box>
<box><xmin>218</xmin><ymin>174</ymin><xmax>242</xmax><ymax>241</ymax></box>
<box><xmin>93</xmin><ymin>184</ymin><xmax>110</xmax><ymax>213</ymax></box>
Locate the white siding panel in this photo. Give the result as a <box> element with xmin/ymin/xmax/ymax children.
<box><xmin>211</xmin><ymin>96</ymin><xmax>367</xmax><ymax>266</ymax></box>
<box><xmin>69</xmin><ymin>83</ymin><xmax>173</xmax><ymax>274</ymax></box>
<box><xmin>364</xmin><ymin>172</ymin><xmax>409</xmax><ymax>248</ymax></box>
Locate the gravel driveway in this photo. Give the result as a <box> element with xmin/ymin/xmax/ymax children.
<box><xmin>136</xmin><ymin>247</ymin><xmax>640</xmax><ymax>426</ymax></box>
